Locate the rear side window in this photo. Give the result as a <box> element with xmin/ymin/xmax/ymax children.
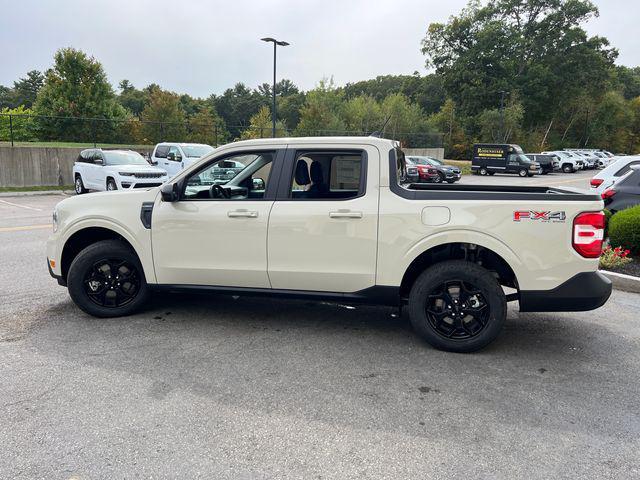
<box><xmin>288</xmin><ymin>150</ymin><xmax>365</xmax><ymax>200</ymax></box>
<box><xmin>614</xmin><ymin>161</ymin><xmax>640</xmax><ymax>177</ymax></box>
<box><xmin>154</xmin><ymin>146</ymin><xmax>169</xmax><ymax>158</ymax></box>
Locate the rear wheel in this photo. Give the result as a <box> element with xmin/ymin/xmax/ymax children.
<box><xmin>479</xmin><ymin>167</ymin><xmax>488</xmax><ymax>176</ymax></box>
<box><xmin>74</xmin><ymin>175</ymin><xmax>87</xmax><ymax>194</ymax></box>
<box><xmin>408</xmin><ymin>260</ymin><xmax>507</xmax><ymax>352</ymax></box>
<box><xmin>67</xmin><ymin>240</ymin><xmax>149</xmax><ymax>317</ymax></box>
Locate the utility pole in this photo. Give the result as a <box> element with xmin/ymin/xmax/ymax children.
<box><xmin>261</xmin><ymin>37</ymin><xmax>290</xmax><ymax>137</ymax></box>
<box><xmin>499</xmin><ymin>90</ymin><xmax>508</xmax><ymax>142</ymax></box>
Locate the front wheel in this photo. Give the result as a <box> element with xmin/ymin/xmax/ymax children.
<box><xmin>433</xmin><ymin>173</ymin><xmax>444</xmax><ymax>183</ymax></box>
<box><xmin>74</xmin><ymin>175</ymin><xmax>87</xmax><ymax>194</ymax></box>
<box><xmin>518</xmin><ymin>169</ymin><xmax>528</xmax><ymax>177</ymax></box>
<box><xmin>67</xmin><ymin>240</ymin><xmax>149</xmax><ymax>317</ymax></box>
<box><xmin>562</xmin><ymin>164</ymin><xmax>574</xmax><ymax>173</ymax></box>
<box><xmin>408</xmin><ymin>260</ymin><xmax>507</xmax><ymax>352</ymax></box>
<box><xmin>107</xmin><ymin>179</ymin><xmax>118</xmax><ymax>191</ymax></box>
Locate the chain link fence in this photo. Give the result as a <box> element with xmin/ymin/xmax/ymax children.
<box><xmin>0</xmin><ymin>113</ymin><xmax>444</xmax><ymax>149</ymax></box>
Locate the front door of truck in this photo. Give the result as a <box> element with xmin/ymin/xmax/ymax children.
<box><xmin>151</xmin><ymin>148</ymin><xmax>285</xmax><ymax>287</ymax></box>
<box><xmin>267</xmin><ymin>146</ymin><xmax>379</xmax><ymax>293</ymax></box>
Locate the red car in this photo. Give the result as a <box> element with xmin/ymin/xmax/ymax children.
<box><xmin>406</xmin><ymin>158</ymin><xmax>440</xmax><ymax>182</ymax></box>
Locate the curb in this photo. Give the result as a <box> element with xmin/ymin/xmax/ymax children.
<box><xmin>0</xmin><ymin>190</ymin><xmax>73</xmax><ymax>197</ymax></box>
<box><xmin>601</xmin><ymin>270</ymin><xmax>640</xmax><ymax>294</ymax></box>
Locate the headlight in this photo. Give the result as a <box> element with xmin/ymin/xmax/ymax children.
<box><xmin>52</xmin><ymin>209</ymin><xmax>58</xmax><ymax>233</ymax></box>
<box><xmin>118</xmin><ymin>172</ymin><xmax>135</xmax><ymax>176</ymax></box>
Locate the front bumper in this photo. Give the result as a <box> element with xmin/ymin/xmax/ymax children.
<box><xmin>47</xmin><ymin>258</ymin><xmax>66</xmax><ymax>286</ymax></box>
<box><xmin>519</xmin><ymin>271</ymin><xmax>612</xmax><ymax>312</ymax></box>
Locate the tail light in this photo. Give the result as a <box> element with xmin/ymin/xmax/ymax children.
<box><xmin>590</xmin><ymin>178</ymin><xmax>603</xmax><ymax>188</ymax></box>
<box><xmin>572</xmin><ymin>212</ymin><xmax>605</xmax><ymax>258</ymax></box>
<box><xmin>601</xmin><ymin>189</ymin><xmax>616</xmax><ymax>200</ymax></box>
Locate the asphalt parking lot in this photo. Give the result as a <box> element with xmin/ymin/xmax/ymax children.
<box><xmin>2</xmin><ymin>175</ymin><xmax>639</xmax><ymax>479</ymax></box>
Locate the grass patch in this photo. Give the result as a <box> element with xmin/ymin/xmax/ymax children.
<box><xmin>0</xmin><ymin>141</ymin><xmax>153</xmax><ymax>149</ymax></box>
<box><xmin>0</xmin><ymin>185</ymin><xmax>73</xmax><ymax>193</ymax></box>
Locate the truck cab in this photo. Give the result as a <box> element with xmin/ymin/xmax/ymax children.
<box><xmin>472</xmin><ymin>144</ymin><xmax>541</xmax><ymax>177</ymax></box>
<box><xmin>151</xmin><ymin>143</ymin><xmax>215</xmax><ymax>178</ymax></box>
<box><xmin>48</xmin><ymin>137</ymin><xmax>611</xmax><ymax>353</ymax></box>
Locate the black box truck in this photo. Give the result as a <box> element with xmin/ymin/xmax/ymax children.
<box><xmin>472</xmin><ymin>144</ymin><xmax>541</xmax><ymax>177</ymax></box>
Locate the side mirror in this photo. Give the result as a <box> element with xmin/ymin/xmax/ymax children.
<box><xmin>175</xmin><ymin>154</ymin><xmax>183</xmax><ymax>162</ymax></box>
<box><xmin>252</xmin><ymin>178</ymin><xmax>265</xmax><ymax>190</ymax></box>
<box><xmin>160</xmin><ymin>182</ymin><xmax>181</xmax><ymax>202</ymax></box>
<box><xmin>167</xmin><ymin>152</ymin><xmax>175</xmax><ymax>161</ymax></box>
<box><xmin>94</xmin><ymin>158</ymin><xmax>104</xmax><ymax>165</ymax></box>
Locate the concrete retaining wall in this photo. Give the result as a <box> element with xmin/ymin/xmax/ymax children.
<box><xmin>403</xmin><ymin>148</ymin><xmax>445</xmax><ymax>160</ymax></box>
<box><xmin>0</xmin><ymin>146</ymin><xmax>83</xmax><ymax>187</ymax></box>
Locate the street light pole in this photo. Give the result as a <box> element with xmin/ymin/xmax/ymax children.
<box><xmin>261</xmin><ymin>37</ymin><xmax>289</xmax><ymax>138</ymax></box>
<box><xmin>499</xmin><ymin>90</ymin><xmax>509</xmax><ymax>142</ymax></box>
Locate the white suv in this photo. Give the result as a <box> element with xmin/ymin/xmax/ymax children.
<box><xmin>542</xmin><ymin>151</ymin><xmax>583</xmax><ymax>173</ymax></box>
<box><xmin>151</xmin><ymin>143</ymin><xmax>215</xmax><ymax>178</ymax></box>
<box><xmin>73</xmin><ymin>149</ymin><xmax>168</xmax><ymax>194</ymax></box>
<box><xmin>590</xmin><ymin>156</ymin><xmax>640</xmax><ymax>194</ymax></box>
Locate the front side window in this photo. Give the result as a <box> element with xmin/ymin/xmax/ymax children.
<box><xmin>182</xmin><ymin>151</ymin><xmax>274</xmax><ymax>200</ymax></box>
<box><xmin>154</xmin><ymin>146</ymin><xmax>169</xmax><ymax>158</ymax></box>
<box><xmin>289</xmin><ymin>151</ymin><xmax>364</xmax><ymax>200</ymax></box>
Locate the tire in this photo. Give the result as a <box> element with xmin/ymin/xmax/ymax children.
<box><xmin>562</xmin><ymin>164</ymin><xmax>574</xmax><ymax>173</ymax></box>
<box><xmin>446</xmin><ymin>179</ymin><xmax>456</xmax><ymax>184</ymax></box>
<box><xmin>542</xmin><ymin>171</ymin><xmax>548</xmax><ymax>175</ymax></box>
<box><xmin>433</xmin><ymin>172</ymin><xmax>444</xmax><ymax>183</ymax></box>
<box><xmin>479</xmin><ymin>167</ymin><xmax>488</xmax><ymax>176</ymax></box>
<box><xmin>106</xmin><ymin>178</ymin><xmax>118</xmax><ymax>191</ymax></box>
<box><xmin>67</xmin><ymin>240</ymin><xmax>149</xmax><ymax>318</ymax></box>
<box><xmin>518</xmin><ymin>169</ymin><xmax>528</xmax><ymax>177</ymax></box>
<box><xmin>74</xmin><ymin>175</ymin><xmax>87</xmax><ymax>194</ymax></box>
<box><xmin>408</xmin><ymin>260</ymin><xmax>507</xmax><ymax>353</ymax></box>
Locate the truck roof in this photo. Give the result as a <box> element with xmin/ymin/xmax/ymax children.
<box><xmin>221</xmin><ymin>136</ymin><xmax>397</xmax><ymax>149</ymax></box>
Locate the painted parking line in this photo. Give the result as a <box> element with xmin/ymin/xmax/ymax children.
<box><xmin>0</xmin><ymin>199</ymin><xmax>43</xmax><ymax>211</ymax></box>
<box><xmin>0</xmin><ymin>224</ymin><xmax>52</xmax><ymax>233</ymax></box>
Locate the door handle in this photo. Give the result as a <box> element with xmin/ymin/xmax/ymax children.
<box><xmin>329</xmin><ymin>211</ymin><xmax>363</xmax><ymax>219</ymax></box>
<box><xmin>228</xmin><ymin>210</ymin><xmax>258</xmax><ymax>218</ymax></box>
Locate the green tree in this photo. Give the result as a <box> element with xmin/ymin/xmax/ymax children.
<box><xmin>380</xmin><ymin>93</ymin><xmax>428</xmax><ymax>146</ymax></box>
<box><xmin>12</xmin><ymin>70</ymin><xmax>44</xmax><ymax>108</ymax></box>
<box><xmin>240</xmin><ymin>106</ymin><xmax>287</xmax><ymax>139</ymax></box>
<box><xmin>478</xmin><ymin>100</ymin><xmax>525</xmax><ymax>143</ymax></box>
<box><xmin>0</xmin><ymin>106</ymin><xmax>37</xmax><ymax>142</ymax></box>
<box><xmin>33</xmin><ymin>48</ymin><xmax>126</xmax><ymax>142</ymax></box>
<box><xmin>117</xmin><ymin>80</ymin><xmax>148</xmax><ymax>116</ymax></box>
<box><xmin>428</xmin><ymin>98</ymin><xmax>469</xmax><ymax>158</ymax></box>
<box><xmin>421</xmin><ymin>0</ymin><xmax>617</xmax><ymax>127</ymax></box>
<box><xmin>213</xmin><ymin>83</ymin><xmax>267</xmax><ymax>137</ymax></box>
<box><xmin>342</xmin><ymin>95</ymin><xmax>383</xmax><ymax>133</ymax></box>
<box><xmin>140</xmin><ymin>87</ymin><xmax>186</xmax><ymax>143</ymax></box>
<box><xmin>295</xmin><ymin>79</ymin><xmax>345</xmax><ymax>135</ymax></box>
<box><xmin>188</xmin><ymin>106</ymin><xmax>230</xmax><ymax>145</ymax></box>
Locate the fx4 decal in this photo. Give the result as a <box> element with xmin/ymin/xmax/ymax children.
<box><xmin>513</xmin><ymin>211</ymin><xmax>566</xmax><ymax>222</ymax></box>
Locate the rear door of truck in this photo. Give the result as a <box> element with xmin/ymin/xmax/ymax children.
<box><xmin>267</xmin><ymin>143</ymin><xmax>380</xmax><ymax>292</ymax></box>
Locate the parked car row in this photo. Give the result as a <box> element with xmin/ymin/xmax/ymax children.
<box><xmin>74</xmin><ymin>142</ymin><xmax>215</xmax><ymax>194</ymax></box>
<box><xmin>471</xmin><ymin>143</ymin><xmax>616</xmax><ymax>178</ymax></box>
<box><xmin>405</xmin><ymin>155</ymin><xmax>462</xmax><ymax>184</ymax></box>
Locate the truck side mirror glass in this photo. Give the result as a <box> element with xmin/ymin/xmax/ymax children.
<box><xmin>175</xmin><ymin>154</ymin><xmax>183</xmax><ymax>162</ymax></box>
<box><xmin>167</xmin><ymin>152</ymin><xmax>175</xmax><ymax>161</ymax></box>
<box><xmin>160</xmin><ymin>182</ymin><xmax>180</xmax><ymax>202</ymax></box>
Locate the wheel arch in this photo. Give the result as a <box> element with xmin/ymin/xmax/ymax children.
<box><xmin>399</xmin><ymin>235</ymin><xmax>521</xmax><ymax>299</ymax></box>
<box><xmin>60</xmin><ymin>223</ymin><xmax>152</xmax><ymax>283</ymax></box>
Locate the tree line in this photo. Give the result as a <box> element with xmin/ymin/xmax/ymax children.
<box><xmin>1</xmin><ymin>0</ymin><xmax>639</xmax><ymax>157</ymax></box>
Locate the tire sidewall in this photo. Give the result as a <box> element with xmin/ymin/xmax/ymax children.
<box><xmin>480</xmin><ymin>167</ymin><xmax>488</xmax><ymax>176</ymax></box>
<box><xmin>519</xmin><ymin>169</ymin><xmax>527</xmax><ymax>177</ymax></box>
<box><xmin>67</xmin><ymin>240</ymin><xmax>149</xmax><ymax>317</ymax></box>
<box><xmin>408</xmin><ymin>260</ymin><xmax>507</xmax><ymax>352</ymax></box>
<box><xmin>107</xmin><ymin>179</ymin><xmax>117</xmax><ymax>191</ymax></box>
<box><xmin>75</xmin><ymin>176</ymin><xmax>84</xmax><ymax>194</ymax></box>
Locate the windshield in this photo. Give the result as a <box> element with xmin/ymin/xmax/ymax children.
<box><xmin>181</xmin><ymin>145</ymin><xmax>214</xmax><ymax>158</ymax></box>
<box><xmin>511</xmin><ymin>154</ymin><xmax>531</xmax><ymax>163</ymax></box>
<box><xmin>104</xmin><ymin>151</ymin><xmax>148</xmax><ymax>165</ymax></box>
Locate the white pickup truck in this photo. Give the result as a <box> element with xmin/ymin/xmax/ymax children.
<box><xmin>48</xmin><ymin>137</ymin><xmax>611</xmax><ymax>352</ymax></box>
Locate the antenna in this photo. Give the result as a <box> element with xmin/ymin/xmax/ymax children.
<box><xmin>369</xmin><ymin>114</ymin><xmax>393</xmax><ymax>138</ymax></box>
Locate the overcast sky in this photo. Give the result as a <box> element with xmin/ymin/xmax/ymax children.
<box><xmin>0</xmin><ymin>0</ymin><xmax>637</xmax><ymax>98</ymax></box>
